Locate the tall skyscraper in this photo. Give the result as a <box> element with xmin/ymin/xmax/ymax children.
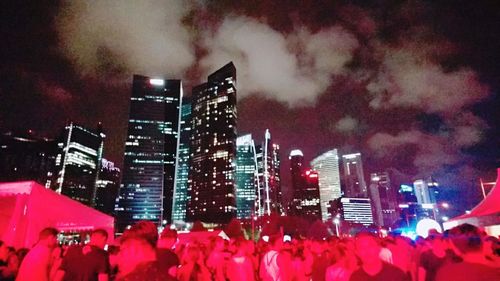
<box><xmin>289</xmin><ymin>149</ymin><xmax>305</xmax><ymax>215</ymax></box>
<box><xmin>369</xmin><ymin>172</ymin><xmax>399</xmax><ymax>227</ymax></box>
<box><xmin>235</xmin><ymin>134</ymin><xmax>257</xmax><ymax>219</ymax></box>
<box><xmin>341</xmin><ymin>197</ymin><xmax>374</xmax><ymax>226</ymax></box>
<box><xmin>187</xmin><ymin>62</ymin><xmax>237</xmax><ymax>224</ymax></box>
<box><xmin>311</xmin><ymin>149</ymin><xmax>342</xmax><ymax>221</ymax></box>
<box><xmin>172</xmin><ymin>99</ymin><xmax>192</xmax><ymax>223</ymax></box>
<box><xmin>256</xmin><ymin>130</ymin><xmax>282</xmax><ymax>216</ymax></box>
<box><xmin>53</xmin><ymin>122</ymin><xmax>104</xmax><ymax>206</ymax></box>
<box><xmin>301</xmin><ymin>169</ymin><xmax>322</xmax><ymax>219</ymax></box>
<box><xmin>341</xmin><ymin>153</ymin><xmax>367</xmax><ymax>198</ymax></box>
<box><xmin>413</xmin><ymin>179</ymin><xmax>431</xmax><ymax>204</ymax></box>
<box><xmin>95</xmin><ymin>159</ymin><xmax>120</xmax><ymax>215</ymax></box>
<box><xmin>115</xmin><ymin>76</ymin><xmax>182</xmax><ymax>232</ymax></box>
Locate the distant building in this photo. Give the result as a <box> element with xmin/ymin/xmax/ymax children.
<box><xmin>300</xmin><ymin>169</ymin><xmax>322</xmax><ymax>220</ymax></box>
<box><xmin>413</xmin><ymin>178</ymin><xmax>439</xmax><ymax>205</ymax></box>
<box><xmin>311</xmin><ymin>149</ymin><xmax>342</xmax><ymax>221</ymax></box>
<box><xmin>235</xmin><ymin>134</ymin><xmax>257</xmax><ymax>219</ymax></box>
<box><xmin>341</xmin><ymin>153</ymin><xmax>367</xmax><ymax>198</ymax></box>
<box><xmin>255</xmin><ymin>130</ymin><xmax>282</xmax><ymax>216</ymax></box>
<box><xmin>289</xmin><ymin>149</ymin><xmax>305</xmax><ymax>215</ymax></box>
<box><xmin>187</xmin><ymin>62</ymin><xmax>237</xmax><ymax>224</ymax></box>
<box><xmin>341</xmin><ymin>197</ymin><xmax>374</xmax><ymax>226</ymax></box>
<box><xmin>95</xmin><ymin>159</ymin><xmax>120</xmax><ymax>215</ymax></box>
<box><xmin>115</xmin><ymin>76</ymin><xmax>182</xmax><ymax>232</ymax></box>
<box><xmin>53</xmin><ymin>122</ymin><xmax>104</xmax><ymax>207</ymax></box>
<box><xmin>172</xmin><ymin>99</ymin><xmax>192</xmax><ymax>223</ymax></box>
<box><xmin>369</xmin><ymin>172</ymin><xmax>399</xmax><ymax>227</ymax></box>
<box><xmin>0</xmin><ymin>131</ymin><xmax>57</xmax><ymax>186</ymax></box>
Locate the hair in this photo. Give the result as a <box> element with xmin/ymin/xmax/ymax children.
<box><xmin>107</xmin><ymin>245</ymin><xmax>120</xmax><ymax>255</ymax></box>
<box><xmin>121</xmin><ymin>221</ymin><xmax>158</xmax><ymax>248</ymax></box>
<box><xmin>0</xmin><ymin>240</ymin><xmax>4</xmax><ymax>248</ymax></box>
<box><xmin>160</xmin><ymin>228</ymin><xmax>178</xmax><ymax>240</ymax></box>
<box><xmin>448</xmin><ymin>223</ymin><xmax>483</xmax><ymax>254</ymax></box>
<box><xmin>39</xmin><ymin>227</ymin><xmax>59</xmax><ymax>240</ymax></box>
<box><xmin>91</xmin><ymin>228</ymin><xmax>109</xmax><ymax>239</ymax></box>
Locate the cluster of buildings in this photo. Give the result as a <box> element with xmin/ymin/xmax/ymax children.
<box><xmin>0</xmin><ymin>62</ymin><xmax>448</xmax><ymax>234</ymax></box>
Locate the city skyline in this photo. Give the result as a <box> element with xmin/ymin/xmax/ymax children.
<box><xmin>1</xmin><ymin>1</ymin><xmax>499</xmax><ymax>217</ymax></box>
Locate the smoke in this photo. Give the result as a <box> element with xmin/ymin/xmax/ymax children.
<box><xmin>201</xmin><ymin>17</ymin><xmax>358</xmax><ymax>104</ymax></box>
<box><xmin>56</xmin><ymin>0</ymin><xmax>195</xmax><ymax>77</ymax></box>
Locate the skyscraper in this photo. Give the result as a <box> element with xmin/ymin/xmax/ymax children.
<box><xmin>341</xmin><ymin>153</ymin><xmax>367</xmax><ymax>198</ymax></box>
<box><xmin>369</xmin><ymin>172</ymin><xmax>399</xmax><ymax>227</ymax></box>
<box><xmin>95</xmin><ymin>159</ymin><xmax>120</xmax><ymax>215</ymax></box>
<box><xmin>311</xmin><ymin>149</ymin><xmax>342</xmax><ymax>221</ymax></box>
<box><xmin>414</xmin><ymin>179</ymin><xmax>431</xmax><ymax>204</ymax></box>
<box><xmin>341</xmin><ymin>197</ymin><xmax>374</xmax><ymax>226</ymax></box>
<box><xmin>256</xmin><ymin>130</ymin><xmax>282</xmax><ymax>216</ymax></box>
<box><xmin>115</xmin><ymin>76</ymin><xmax>181</xmax><ymax>232</ymax></box>
<box><xmin>187</xmin><ymin>62</ymin><xmax>237</xmax><ymax>224</ymax></box>
<box><xmin>301</xmin><ymin>169</ymin><xmax>322</xmax><ymax>219</ymax></box>
<box><xmin>289</xmin><ymin>149</ymin><xmax>305</xmax><ymax>215</ymax></box>
<box><xmin>53</xmin><ymin>122</ymin><xmax>104</xmax><ymax>206</ymax></box>
<box><xmin>235</xmin><ymin>134</ymin><xmax>257</xmax><ymax>219</ymax></box>
<box><xmin>172</xmin><ymin>99</ymin><xmax>192</xmax><ymax>223</ymax></box>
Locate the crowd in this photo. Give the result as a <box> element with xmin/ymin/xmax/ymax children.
<box><xmin>0</xmin><ymin>222</ymin><xmax>499</xmax><ymax>281</ymax></box>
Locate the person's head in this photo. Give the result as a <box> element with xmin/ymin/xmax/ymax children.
<box><xmin>158</xmin><ymin>228</ymin><xmax>177</xmax><ymax>249</ymax></box>
<box><xmin>0</xmin><ymin>241</ymin><xmax>8</xmax><ymax>260</ymax></box>
<box><xmin>447</xmin><ymin>224</ymin><xmax>483</xmax><ymax>255</ymax></box>
<box><xmin>118</xmin><ymin>222</ymin><xmax>158</xmax><ymax>275</ymax></box>
<box><xmin>39</xmin><ymin>227</ymin><xmax>59</xmax><ymax>248</ymax></box>
<box><xmin>90</xmin><ymin>229</ymin><xmax>108</xmax><ymax>249</ymax></box>
<box><xmin>427</xmin><ymin>233</ymin><xmax>446</xmax><ymax>250</ymax></box>
<box><xmin>354</xmin><ymin>232</ymin><xmax>381</xmax><ymax>266</ymax></box>
<box><xmin>268</xmin><ymin>234</ymin><xmax>282</xmax><ymax>250</ymax></box>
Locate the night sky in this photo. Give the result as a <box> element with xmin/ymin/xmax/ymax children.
<box><xmin>1</xmin><ymin>0</ymin><xmax>499</xmax><ymax>215</ymax></box>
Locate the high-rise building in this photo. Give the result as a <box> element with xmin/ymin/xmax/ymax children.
<box><xmin>53</xmin><ymin>122</ymin><xmax>104</xmax><ymax>206</ymax></box>
<box><xmin>311</xmin><ymin>149</ymin><xmax>342</xmax><ymax>221</ymax></box>
<box><xmin>341</xmin><ymin>197</ymin><xmax>374</xmax><ymax>226</ymax></box>
<box><xmin>172</xmin><ymin>99</ymin><xmax>192</xmax><ymax>223</ymax></box>
<box><xmin>95</xmin><ymin>159</ymin><xmax>120</xmax><ymax>215</ymax></box>
<box><xmin>414</xmin><ymin>179</ymin><xmax>431</xmax><ymax>204</ymax></box>
<box><xmin>187</xmin><ymin>62</ymin><xmax>237</xmax><ymax>224</ymax></box>
<box><xmin>235</xmin><ymin>134</ymin><xmax>257</xmax><ymax>219</ymax></box>
<box><xmin>300</xmin><ymin>169</ymin><xmax>322</xmax><ymax>219</ymax></box>
<box><xmin>255</xmin><ymin>130</ymin><xmax>282</xmax><ymax>216</ymax></box>
<box><xmin>369</xmin><ymin>172</ymin><xmax>399</xmax><ymax>227</ymax></box>
<box><xmin>289</xmin><ymin>149</ymin><xmax>305</xmax><ymax>215</ymax></box>
<box><xmin>0</xmin><ymin>131</ymin><xmax>57</xmax><ymax>186</ymax></box>
<box><xmin>341</xmin><ymin>153</ymin><xmax>367</xmax><ymax>198</ymax></box>
<box><xmin>115</xmin><ymin>76</ymin><xmax>181</xmax><ymax>232</ymax></box>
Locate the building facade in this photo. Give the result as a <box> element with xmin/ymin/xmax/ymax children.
<box><xmin>341</xmin><ymin>153</ymin><xmax>367</xmax><ymax>198</ymax></box>
<box><xmin>115</xmin><ymin>76</ymin><xmax>182</xmax><ymax>232</ymax></box>
<box><xmin>341</xmin><ymin>197</ymin><xmax>374</xmax><ymax>226</ymax></box>
<box><xmin>187</xmin><ymin>62</ymin><xmax>237</xmax><ymax>224</ymax></box>
<box><xmin>53</xmin><ymin>122</ymin><xmax>104</xmax><ymax>206</ymax></box>
<box><xmin>95</xmin><ymin>159</ymin><xmax>120</xmax><ymax>215</ymax></box>
<box><xmin>235</xmin><ymin>134</ymin><xmax>257</xmax><ymax>219</ymax></box>
<box><xmin>311</xmin><ymin>149</ymin><xmax>342</xmax><ymax>221</ymax></box>
<box><xmin>369</xmin><ymin>172</ymin><xmax>399</xmax><ymax>227</ymax></box>
<box><xmin>172</xmin><ymin>99</ymin><xmax>192</xmax><ymax>223</ymax></box>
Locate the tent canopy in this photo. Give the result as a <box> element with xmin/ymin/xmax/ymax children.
<box><xmin>444</xmin><ymin>168</ymin><xmax>500</xmax><ymax>231</ymax></box>
<box><xmin>0</xmin><ymin>181</ymin><xmax>114</xmax><ymax>248</ymax></box>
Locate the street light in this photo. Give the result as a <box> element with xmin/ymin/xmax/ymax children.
<box><xmin>333</xmin><ymin>217</ymin><xmax>340</xmax><ymax>237</ymax></box>
<box><xmin>441</xmin><ymin>202</ymin><xmax>449</xmax><ymax>209</ymax></box>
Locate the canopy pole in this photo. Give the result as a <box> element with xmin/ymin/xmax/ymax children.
<box><xmin>480</xmin><ymin>178</ymin><xmax>486</xmax><ymax>199</ymax></box>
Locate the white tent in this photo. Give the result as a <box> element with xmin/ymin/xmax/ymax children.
<box><xmin>443</xmin><ymin>168</ymin><xmax>500</xmax><ymax>236</ymax></box>
<box><xmin>0</xmin><ymin>181</ymin><xmax>114</xmax><ymax>248</ymax></box>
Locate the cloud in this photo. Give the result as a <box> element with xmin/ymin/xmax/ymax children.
<box><xmin>335</xmin><ymin>115</ymin><xmax>359</xmax><ymax>133</ymax></box>
<box><xmin>56</xmin><ymin>0</ymin><xmax>195</xmax><ymax>77</ymax></box>
<box><xmin>201</xmin><ymin>17</ymin><xmax>358</xmax><ymax>105</ymax></box>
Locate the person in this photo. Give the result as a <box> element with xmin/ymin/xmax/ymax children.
<box><xmin>349</xmin><ymin>232</ymin><xmax>409</xmax><ymax>281</ymax></box>
<box><xmin>115</xmin><ymin>221</ymin><xmax>175</xmax><ymax>281</ymax></box>
<box><xmin>16</xmin><ymin>227</ymin><xmax>59</xmax><ymax>281</ymax></box>
<box><xmin>435</xmin><ymin>224</ymin><xmax>500</xmax><ymax>281</ymax></box>
<box><xmin>54</xmin><ymin>228</ymin><xmax>110</xmax><ymax>281</ymax></box>
<box><xmin>326</xmin><ymin>241</ymin><xmax>357</xmax><ymax>281</ymax></box>
<box><xmin>259</xmin><ymin>235</ymin><xmax>292</xmax><ymax>281</ymax></box>
<box><xmin>206</xmin><ymin>236</ymin><xmax>230</xmax><ymax>281</ymax></box>
<box><xmin>156</xmin><ymin>228</ymin><xmax>180</xmax><ymax>278</ymax></box>
<box><xmin>226</xmin><ymin>237</ymin><xmax>255</xmax><ymax>281</ymax></box>
<box><xmin>177</xmin><ymin>243</ymin><xmax>211</xmax><ymax>281</ymax></box>
<box><xmin>418</xmin><ymin>233</ymin><xmax>455</xmax><ymax>281</ymax></box>
<box><xmin>0</xmin><ymin>241</ymin><xmax>12</xmax><ymax>279</ymax></box>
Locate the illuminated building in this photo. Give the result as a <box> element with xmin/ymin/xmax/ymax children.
<box><xmin>53</xmin><ymin>122</ymin><xmax>105</xmax><ymax>206</ymax></box>
<box><xmin>187</xmin><ymin>62</ymin><xmax>237</xmax><ymax>224</ymax></box>
<box><xmin>341</xmin><ymin>197</ymin><xmax>374</xmax><ymax>226</ymax></box>
<box><xmin>255</xmin><ymin>129</ymin><xmax>282</xmax><ymax>216</ymax></box>
<box><xmin>414</xmin><ymin>179</ymin><xmax>431</xmax><ymax>204</ymax></box>
<box><xmin>289</xmin><ymin>149</ymin><xmax>305</xmax><ymax>215</ymax></box>
<box><xmin>115</xmin><ymin>76</ymin><xmax>181</xmax><ymax>232</ymax></box>
<box><xmin>300</xmin><ymin>169</ymin><xmax>321</xmax><ymax>219</ymax></box>
<box><xmin>95</xmin><ymin>159</ymin><xmax>120</xmax><ymax>215</ymax></box>
<box><xmin>341</xmin><ymin>153</ymin><xmax>367</xmax><ymax>198</ymax></box>
<box><xmin>0</xmin><ymin>131</ymin><xmax>57</xmax><ymax>186</ymax></box>
<box><xmin>235</xmin><ymin>134</ymin><xmax>257</xmax><ymax>219</ymax></box>
<box><xmin>172</xmin><ymin>99</ymin><xmax>191</xmax><ymax>223</ymax></box>
<box><xmin>369</xmin><ymin>172</ymin><xmax>399</xmax><ymax>227</ymax></box>
<box><xmin>311</xmin><ymin>149</ymin><xmax>341</xmax><ymax>221</ymax></box>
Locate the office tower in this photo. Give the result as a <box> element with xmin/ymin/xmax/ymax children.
<box><xmin>0</xmin><ymin>131</ymin><xmax>57</xmax><ymax>186</ymax></box>
<box><xmin>341</xmin><ymin>197</ymin><xmax>374</xmax><ymax>226</ymax></box>
<box><xmin>414</xmin><ymin>179</ymin><xmax>431</xmax><ymax>204</ymax></box>
<box><xmin>300</xmin><ymin>169</ymin><xmax>322</xmax><ymax>219</ymax></box>
<box><xmin>311</xmin><ymin>149</ymin><xmax>342</xmax><ymax>221</ymax></box>
<box><xmin>235</xmin><ymin>134</ymin><xmax>257</xmax><ymax>219</ymax></box>
<box><xmin>187</xmin><ymin>62</ymin><xmax>237</xmax><ymax>224</ymax></box>
<box><xmin>341</xmin><ymin>153</ymin><xmax>367</xmax><ymax>198</ymax></box>
<box><xmin>427</xmin><ymin>177</ymin><xmax>439</xmax><ymax>204</ymax></box>
<box><xmin>53</xmin><ymin>122</ymin><xmax>104</xmax><ymax>206</ymax></box>
<box><xmin>399</xmin><ymin>184</ymin><xmax>417</xmax><ymax>203</ymax></box>
<box><xmin>172</xmin><ymin>99</ymin><xmax>192</xmax><ymax>223</ymax></box>
<box><xmin>115</xmin><ymin>76</ymin><xmax>181</xmax><ymax>232</ymax></box>
<box><xmin>289</xmin><ymin>149</ymin><xmax>305</xmax><ymax>214</ymax></box>
<box><xmin>369</xmin><ymin>172</ymin><xmax>399</xmax><ymax>227</ymax></box>
<box><xmin>255</xmin><ymin>130</ymin><xmax>282</xmax><ymax>216</ymax></box>
<box><xmin>95</xmin><ymin>159</ymin><xmax>120</xmax><ymax>215</ymax></box>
